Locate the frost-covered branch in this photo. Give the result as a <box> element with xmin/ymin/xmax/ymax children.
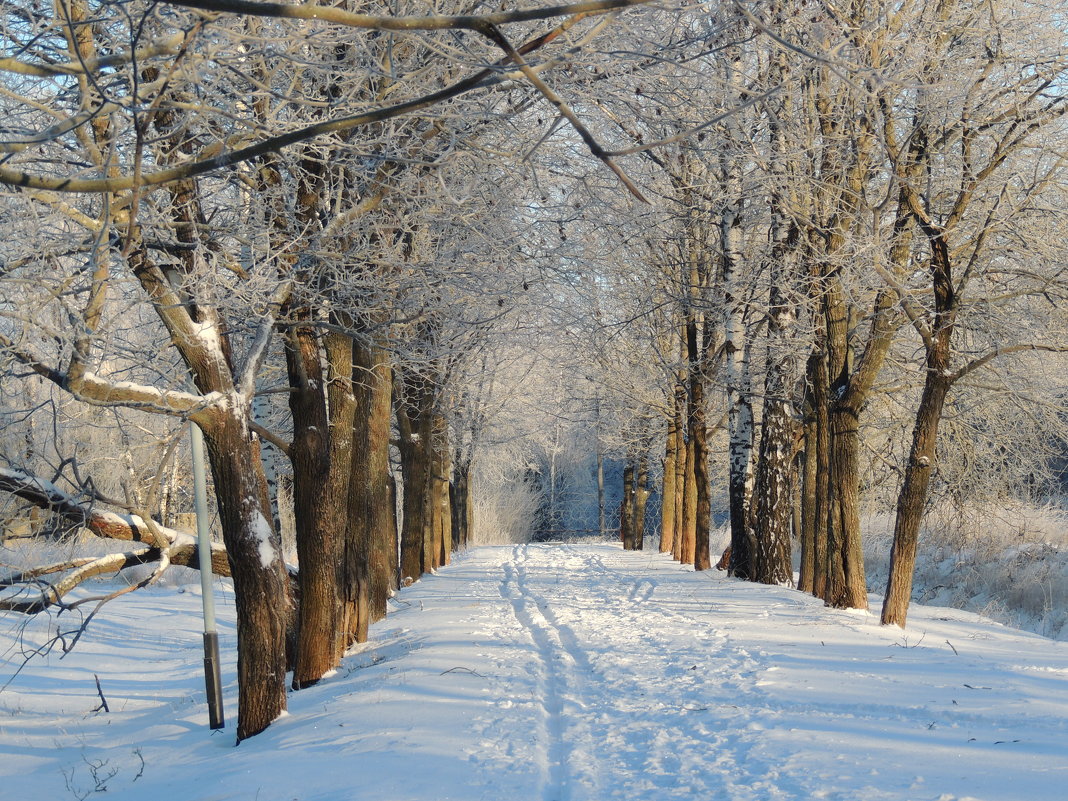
<box><xmin>166</xmin><ymin>0</ymin><xmax>653</xmax><ymax>33</ymax></box>
<box><xmin>0</xmin><ymin>1</ymin><xmax>653</xmax><ymax>195</ymax></box>
<box><xmin>0</xmin><ymin>331</ymin><xmax>224</xmax><ymax>417</ymax></box>
<box><xmin>0</xmin><ymin>468</ymin><xmax>231</xmax><ymax>577</ymax></box>
<box><xmin>236</xmin><ymin>280</ymin><xmax>294</xmax><ymax>402</ymax></box>
<box><xmin>949</xmin><ymin>344</ymin><xmax>1068</xmax><ymax>384</ymax></box>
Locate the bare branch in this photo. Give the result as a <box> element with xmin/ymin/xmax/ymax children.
<box><xmin>165</xmin><ymin>0</ymin><xmax>653</xmax><ymax>33</ymax></box>
<box><xmin>949</xmin><ymin>344</ymin><xmax>1068</xmax><ymax>384</ymax></box>
<box><xmin>477</xmin><ymin>21</ymin><xmax>649</xmax><ymax>203</ymax></box>
<box><xmin>0</xmin><ymin>330</ymin><xmax>224</xmax><ymax>416</ymax></box>
<box><xmin>236</xmin><ymin>279</ymin><xmax>293</xmax><ymax>402</ymax></box>
<box><xmin>0</xmin><ymin>32</ymin><xmax>191</xmax><ymax>78</ymax></box>
<box><xmin>0</xmin><ymin>541</ymin><xmax>228</xmax><ymax>613</ymax></box>
<box><xmin>0</xmin><ymin>468</ymin><xmax>226</xmax><ymax>574</ymax></box>
<box><xmin>0</xmin><ymin>1</ymin><xmax>652</xmax><ymax>194</ymax></box>
<box><xmin>249</xmin><ymin>421</ymin><xmax>292</xmax><ymax>457</ymax></box>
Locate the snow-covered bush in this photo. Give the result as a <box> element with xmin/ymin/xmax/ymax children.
<box><xmin>864</xmin><ymin>501</ymin><xmax>1068</xmax><ymax>640</ymax></box>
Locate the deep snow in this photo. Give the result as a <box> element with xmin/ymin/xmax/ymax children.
<box><xmin>2</xmin><ymin>543</ymin><xmax>1066</xmax><ymax>800</ymax></box>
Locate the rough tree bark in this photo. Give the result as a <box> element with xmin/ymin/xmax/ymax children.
<box><xmin>659</xmin><ymin>397</ymin><xmax>679</xmax><ymax>555</ymax></box>
<box><xmin>882</xmin><ymin>222</ymin><xmax>956</xmax><ymax>626</ymax></box>
<box><xmin>620</xmin><ymin>460</ymin><xmax>636</xmax><ymax>549</ymax></box>
<box><xmin>353</xmin><ymin>332</ymin><xmax>397</xmax><ymax>625</ymax></box>
<box><xmin>396</xmin><ymin>367</ymin><xmax>433</xmax><ymax>582</ymax></box>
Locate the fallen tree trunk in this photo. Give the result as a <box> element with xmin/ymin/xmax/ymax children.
<box><xmin>0</xmin><ymin>542</ymin><xmax>228</xmax><ymax>612</ymax></box>
<box><xmin>0</xmin><ymin>467</ymin><xmax>233</xmax><ymax>613</ymax></box>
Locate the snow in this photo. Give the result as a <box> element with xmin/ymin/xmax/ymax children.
<box><xmin>81</xmin><ymin>373</ymin><xmax>223</xmax><ymax>412</ymax></box>
<box><xmin>190</xmin><ymin>319</ymin><xmax>224</xmax><ymax>357</ymax></box>
<box><xmin>2</xmin><ymin>543</ymin><xmax>1066</xmax><ymax>800</ymax></box>
<box><xmin>251</xmin><ymin>511</ymin><xmax>277</xmax><ymax>568</ymax></box>
<box><xmin>0</xmin><ymin>466</ymin><xmax>67</xmax><ymax>500</ymax></box>
<box><xmin>863</xmin><ymin>508</ymin><xmax>1068</xmax><ymax>642</ymax></box>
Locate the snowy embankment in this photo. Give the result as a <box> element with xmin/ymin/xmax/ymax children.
<box><xmin>2</xmin><ymin>543</ymin><xmax>1067</xmax><ymax>801</ymax></box>
<box><xmin>863</xmin><ymin>505</ymin><xmax>1068</xmax><ymax>642</ymax></box>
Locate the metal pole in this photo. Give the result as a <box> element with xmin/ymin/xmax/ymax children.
<box><xmin>191</xmin><ymin>421</ymin><xmax>225</xmax><ymax>730</ymax></box>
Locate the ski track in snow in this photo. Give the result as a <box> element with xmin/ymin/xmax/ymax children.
<box><xmin>2</xmin><ymin>543</ymin><xmax>1067</xmax><ymax>801</ymax></box>
<box><xmin>499</xmin><ymin>543</ymin><xmax>860</xmax><ymax>800</ymax></box>
<box><xmin>498</xmin><ymin>543</ymin><xmax>598</xmax><ymax>801</ymax></box>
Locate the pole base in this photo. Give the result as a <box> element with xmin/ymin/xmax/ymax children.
<box><xmin>203</xmin><ymin>631</ymin><xmax>225</xmax><ymax>730</ymax></box>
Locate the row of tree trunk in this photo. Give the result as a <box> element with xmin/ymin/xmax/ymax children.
<box><xmin>643</xmin><ymin>3</ymin><xmax>1016</xmax><ymax>635</ymax></box>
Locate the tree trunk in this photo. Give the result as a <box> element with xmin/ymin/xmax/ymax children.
<box><xmin>398</xmin><ymin>427</ymin><xmax>429</xmax><ymax>582</ymax></box>
<box><xmin>633</xmin><ymin>449</ymin><xmax>650</xmax><ymax>551</ymax></box>
<box><xmin>826</xmin><ymin>403</ymin><xmax>867</xmax><ymax>608</ymax></box>
<box><xmin>672</xmin><ymin>379</ymin><xmax>687</xmax><ymax>562</ymax></box>
<box><xmin>252</xmin><ymin>394</ymin><xmax>285</xmax><ymax>539</ymax></box>
<box><xmin>124</xmin><ymin>241</ymin><xmax>291</xmax><ymax>740</ymax></box>
<box><xmin>881</xmin><ymin>368</ymin><xmax>951</xmax><ymax>626</ymax></box>
<box><xmin>452</xmin><ymin>455</ymin><xmax>474</xmax><ymax>550</ymax></box>
<box><xmin>396</xmin><ymin>368</ymin><xmax>433</xmax><ymax>582</ymax></box>
<box><xmin>431</xmin><ymin>413</ymin><xmax>452</xmax><ymax>567</ymax></box>
<box><xmin>749</xmin><ymin>50</ymin><xmax>798</xmax><ymax>587</ymax></box>
<box><xmin>882</xmin><ymin>225</ymin><xmax>956</xmax><ymax>627</ymax></box>
<box><xmin>798</xmin><ymin>409</ymin><xmax>818</xmax><ymax>594</ymax></box>
<box><xmin>810</xmin><ymin>348</ymin><xmax>831</xmax><ymax>600</ymax></box>
<box><xmin>596</xmin><ymin>426</ymin><xmax>606</xmax><ymax>538</ymax></box>
<box><xmin>724</xmin><ymin>286</ymin><xmax>754</xmax><ymax>577</ymax></box>
<box><xmin>678</xmin><ymin>433</ymin><xmax>697</xmax><ymax>565</ymax></box>
<box><xmin>286</xmin><ymin>323</ymin><xmax>347</xmax><ymax>689</ymax></box>
<box><xmin>353</xmin><ymin>336</ymin><xmax>396</xmax><ymax>621</ymax></box>
<box><xmin>750</xmin><ymin>394</ymin><xmax>795</xmax><ymax>585</ymax></box>
<box><xmin>659</xmin><ymin>409</ymin><xmax>678</xmax><ymax>554</ymax></box>
<box><xmin>200</xmin><ymin>410</ymin><xmax>291</xmax><ymax>743</ymax></box>
<box><xmin>343</xmin><ymin>469</ymin><xmax>370</xmax><ymax>648</ymax></box>
<box><xmin>620</xmin><ymin>460</ymin><xmax>636</xmax><ymax>549</ymax></box>
<box><xmin>725</xmin><ymin>387</ymin><xmax>754</xmax><ymax>577</ymax></box>
<box><xmin>689</xmin><ymin>317</ymin><xmax>712</xmax><ymax>571</ymax></box>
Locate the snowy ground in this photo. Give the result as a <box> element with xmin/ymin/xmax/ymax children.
<box><xmin>2</xmin><ymin>543</ymin><xmax>1067</xmax><ymax>801</ymax></box>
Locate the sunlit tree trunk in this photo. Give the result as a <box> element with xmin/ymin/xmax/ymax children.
<box><xmin>797</xmin><ymin>374</ymin><xmax>818</xmax><ymax>594</ymax></box>
<box><xmin>672</xmin><ymin>377</ymin><xmax>687</xmax><ymax>562</ymax></box>
<box><xmin>882</xmin><ymin>220</ymin><xmax>956</xmax><ymax>625</ymax></box>
<box><xmin>199</xmin><ymin>410</ymin><xmax>292</xmax><ymax>741</ymax></box>
<box><xmin>358</xmin><ymin>335</ymin><xmax>398</xmax><ymax>618</ymax></box>
<box><xmin>286</xmin><ymin>320</ymin><xmax>343</xmax><ymax>688</ymax></box>
<box><xmin>687</xmin><ymin>314</ymin><xmax>713</xmax><ymax>569</ymax></box>
<box><xmin>749</xmin><ymin>45</ymin><xmax>799</xmax><ymax>587</ymax></box>
<box><xmin>431</xmin><ymin>412</ymin><xmax>453</xmax><ymax>567</ymax></box>
<box><xmin>659</xmin><ymin>403</ymin><xmax>679</xmax><ymax>554</ymax></box>
<box><xmin>807</xmin><ymin>347</ymin><xmax>832</xmax><ymax>600</ymax></box>
<box><xmin>723</xmin><ymin>233</ymin><xmax>754</xmax><ymax>578</ymax></box>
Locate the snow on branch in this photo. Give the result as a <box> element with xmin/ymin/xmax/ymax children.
<box><xmin>236</xmin><ymin>280</ymin><xmax>294</xmax><ymax>403</ymax></box>
<box><xmin>0</xmin><ymin>468</ymin><xmax>231</xmax><ymax>597</ymax></box>
<box><xmin>949</xmin><ymin>344</ymin><xmax>1068</xmax><ymax>384</ymax></box>
<box><xmin>0</xmin><ymin>331</ymin><xmax>222</xmax><ymax>417</ymax></box>
<box><xmin>0</xmin><ymin>31</ymin><xmax>192</xmax><ymax>79</ymax></box>
<box><xmin>0</xmin><ymin>537</ymin><xmax>234</xmax><ymax>612</ymax></box>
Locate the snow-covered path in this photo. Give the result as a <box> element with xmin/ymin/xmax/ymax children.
<box><xmin>2</xmin><ymin>543</ymin><xmax>1067</xmax><ymax>800</ymax></box>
